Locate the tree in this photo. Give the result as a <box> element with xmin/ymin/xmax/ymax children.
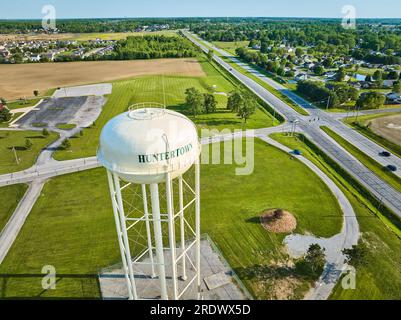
<box><xmin>295</xmin><ymin>244</ymin><xmax>326</xmax><ymax>278</ymax></box>
<box><xmin>25</xmin><ymin>139</ymin><xmax>33</xmax><ymax>150</ymax></box>
<box><xmin>33</xmin><ymin>90</ymin><xmax>39</xmax><ymax>97</ymax></box>
<box><xmin>295</xmin><ymin>47</ymin><xmax>304</xmax><ymax>57</ymax></box>
<box><xmin>227</xmin><ymin>90</ymin><xmax>256</xmax><ymax>123</ymax></box>
<box><xmin>373</xmin><ymin>69</ymin><xmax>383</xmax><ymax>81</ymax></box>
<box><xmin>237</xmin><ymin>101</ymin><xmax>256</xmax><ymax>123</ymax></box>
<box><xmin>0</xmin><ymin>97</ymin><xmax>6</xmax><ymax>105</ymax></box>
<box><xmin>42</xmin><ymin>128</ymin><xmax>49</xmax><ymax>136</ymax></box>
<box><xmin>203</xmin><ymin>93</ymin><xmax>217</xmax><ymax>114</ymax></box>
<box><xmin>313</xmin><ymin>65</ymin><xmax>325</xmax><ymax>76</ymax></box>
<box><xmin>356</xmin><ymin>91</ymin><xmax>386</xmax><ymax>110</ymax></box>
<box><xmin>185</xmin><ymin>87</ymin><xmax>204</xmax><ymax>118</ymax></box>
<box><xmin>342</xmin><ymin>240</ymin><xmax>369</xmax><ymax>268</ymax></box>
<box><xmin>207</xmin><ymin>49</ymin><xmax>214</xmax><ymax>62</ymax></box>
<box><xmin>365</xmin><ymin>75</ymin><xmax>372</xmax><ymax>82</ymax></box>
<box><xmin>0</xmin><ymin>106</ymin><xmax>12</xmax><ymax>123</ymax></box>
<box><xmin>305</xmin><ymin>244</ymin><xmax>326</xmax><ymax>274</ymax></box>
<box><xmin>336</xmin><ymin>67</ymin><xmax>347</xmax><ymax>82</ymax></box>
<box><xmin>393</xmin><ymin>81</ymin><xmax>401</xmax><ymax>94</ymax></box>
<box><xmin>227</xmin><ymin>90</ymin><xmax>243</xmax><ymax>112</ymax></box>
<box><xmin>61</xmin><ymin>138</ymin><xmax>71</xmax><ymax>150</ymax></box>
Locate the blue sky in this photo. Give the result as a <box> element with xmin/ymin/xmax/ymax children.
<box><xmin>1</xmin><ymin>0</ymin><xmax>400</xmax><ymax>19</ymax></box>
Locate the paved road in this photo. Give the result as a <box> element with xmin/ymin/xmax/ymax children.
<box><xmin>0</xmin><ymin>179</ymin><xmax>45</xmax><ymax>264</ymax></box>
<box><xmin>184</xmin><ymin>31</ymin><xmax>401</xmax><ymax>218</ymax></box>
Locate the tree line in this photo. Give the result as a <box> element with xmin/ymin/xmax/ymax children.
<box><xmin>113</xmin><ymin>35</ymin><xmax>198</xmax><ymax>60</ymax></box>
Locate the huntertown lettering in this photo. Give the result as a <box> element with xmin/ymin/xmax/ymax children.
<box><xmin>138</xmin><ymin>143</ymin><xmax>193</xmax><ymax>164</ymax></box>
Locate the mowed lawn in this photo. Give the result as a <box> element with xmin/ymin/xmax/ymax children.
<box><xmin>53</xmin><ymin>58</ymin><xmax>277</xmax><ymax>161</ymax></box>
<box><xmin>0</xmin><ymin>184</ymin><xmax>28</xmax><ymax>233</ymax></box>
<box><xmin>272</xmin><ymin>133</ymin><xmax>401</xmax><ymax>299</ymax></box>
<box><xmin>0</xmin><ymin>138</ymin><xmax>342</xmax><ymax>299</ymax></box>
<box><xmin>0</xmin><ymin>131</ymin><xmax>59</xmax><ymax>175</ymax></box>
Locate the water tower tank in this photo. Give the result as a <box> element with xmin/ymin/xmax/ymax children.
<box><xmin>97</xmin><ymin>107</ymin><xmax>200</xmax><ymax>184</ymax></box>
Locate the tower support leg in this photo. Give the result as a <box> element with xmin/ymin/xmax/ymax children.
<box><xmin>195</xmin><ymin>158</ymin><xmax>201</xmax><ymax>300</ymax></box>
<box><xmin>150</xmin><ymin>183</ymin><xmax>168</xmax><ymax>300</ymax></box>
<box><xmin>166</xmin><ymin>173</ymin><xmax>178</xmax><ymax>299</ymax></box>
<box><xmin>142</xmin><ymin>184</ymin><xmax>156</xmax><ymax>278</ymax></box>
<box><xmin>178</xmin><ymin>175</ymin><xmax>187</xmax><ymax>281</ymax></box>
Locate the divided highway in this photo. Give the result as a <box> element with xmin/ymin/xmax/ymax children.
<box><xmin>183</xmin><ymin>30</ymin><xmax>401</xmax><ymax>218</ymax></box>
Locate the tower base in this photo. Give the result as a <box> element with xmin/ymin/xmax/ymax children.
<box><xmin>99</xmin><ymin>237</ymin><xmax>251</xmax><ymax>300</ymax></box>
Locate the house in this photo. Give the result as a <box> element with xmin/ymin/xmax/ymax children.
<box><xmin>386</xmin><ymin>92</ymin><xmax>401</xmax><ymax>103</ymax></box>
<box><xmin>294</xmin><ymin>73</ymin><xmax>309</xmax><ymax>81</ymax></box>
<box><xmin>252</xmin><ymin>44</ymin><xmax>261</xmax><ymax>50</ymax></box>
<box><xmin>41</xmin><ymin>51</ymin><xmax>56</xmax><ymax>61</ymax></box>
<box><xmin>0</xmin><ymin>49</ymin><xmax>10</xmax><ymax>58</ymax></box>
<box><xmin>383</xmin><ymin>79</ymin><xmax>397</xmax><ymax>88</ymax></box>
<box><xmin>28</xmin><ymin>54</ymin><xmax>41</xmax><ymax>62</ymax></box>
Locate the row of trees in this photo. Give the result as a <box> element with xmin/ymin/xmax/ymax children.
<box><xmin>184</xmin><ymin>87</ymin><xmax>257</xmax><ymax>122</ymax></box>
<box><xmin>113</xmin><ymin>35</ymin><xmax>198</xmax><ymax>60</ymax></box>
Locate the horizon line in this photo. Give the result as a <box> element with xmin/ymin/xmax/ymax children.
<box><xmin>1</xmin><ymin>16</ymin><xmax>401</xmax><ymax>21</ymax></box>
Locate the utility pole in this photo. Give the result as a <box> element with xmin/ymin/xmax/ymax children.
<box><xmin>326</xmin><ymin>95</ymin><xmax>331</xmax><ymax>111</ymax></box>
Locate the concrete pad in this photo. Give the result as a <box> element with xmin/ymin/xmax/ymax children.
<box><xmin>53</xmin><ymin>83</ymin><xmax>112</xmax><ymax>98</ymax></box>
<box><xmin>204</xmin><ymin>272</ymin><xmax>232</xmax><ymax>290</ymax></box>
<box><xmin>99</xmin><ymin>238</ymin><xmax>250</xmax><ymax>300</ymax></box>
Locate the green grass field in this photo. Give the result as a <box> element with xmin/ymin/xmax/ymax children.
<box><xmin>344</xmin><ymin>113</ymin><xmax>401</xmax><ymax>159</ymax></box>
<box><xmin>271</xmin><ymin>133</ymin><xmax>401</xmax><ymax>299</ymax></box>
<box><xmin>212</xmin><ymin>41</ymin><xmax>249</xmax><ymax>55</ymax></box>
<box><xmin>0</xmin><ymin>138</ymin><xmax>342</xmax><ymax>299</ymax></box>
<box><xmin>53</xmin><ymin>58</ymin><xmax>277</xmax><ymax>161</ymax></box>
<box><xmin>321</xmin><ymin>126</ymin><xmax>401</xmax><ymax>195</ymax></box>
<box><xmin>6</xmin><ymin>98</ymin><xmax>41</xmax><ymax>110</ymax></box>
<box><xmin>0</xmin><ymin>131</ymin><xmax>59</xmax><ymax>175</ymax></box>
<box><xmin>0</xmin><ymin>184</ymin><xmax>28</xmax><ymax>233</ymax></box>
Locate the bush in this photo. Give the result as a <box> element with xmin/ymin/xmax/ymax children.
<box><xmin>0</xmin><ymin>106</ymin><xmax>12</xmax><ymax>123</ymax></box>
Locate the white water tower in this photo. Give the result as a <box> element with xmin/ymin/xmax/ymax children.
<box><xmin>97</xmin><ymin>104</ymin><xmax>201</xmax><ymax>300</ymax></box>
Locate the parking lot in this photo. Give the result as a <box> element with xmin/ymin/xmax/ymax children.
<box><xmin>15</xmin><ymin>95</ymin><xmax>106</xmax><ymax>129</ymax></box>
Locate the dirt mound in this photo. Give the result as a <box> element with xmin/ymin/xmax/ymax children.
<box><xmin>260</xmin><ymin>209</ymin><xmax>297</xmax><ymax>234</ymax></box>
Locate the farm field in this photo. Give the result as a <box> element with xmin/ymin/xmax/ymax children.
<box><xmin>53</xmin><ymin>58</ymin><xmax>277</xmax><ymax>161</ymax></box>
<box><xmin>0</xmin><ymin>30</ymin><xmax>177</xmax><ymax>42</ymax></box>
<box><xmin>0</xmin><ymin>58</ymin><xmax>205</xmax><ymax>99</ymax></box>
<box><xmin>369</xmin><ymin>113</ymin><xmax>401</xmax><ymax>146</ymax></box>
<box><xmin>272</xmin><ymin>133</ymin><xmax>401</xmax><ymax>299</ymax></box>
<box><xmin>344</xmin><ymin>113</ymin><xmax>401</xmax><ymax>158</ymax></box>
<box><xmin>0</xmin><ymin>138</ymin><xmax>342</xmax><ymax>299</ymax></box>
<box><xmin>0</xmin><ymin>184</ymin><xmax>28</xmax><ymax>233</ymax></box>
<box><xmin>0</xmin><ymin>130</ymin><xmax>59</xmax><ymax>175</ymax></box>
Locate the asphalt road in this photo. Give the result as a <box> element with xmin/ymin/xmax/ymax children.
<box><xmin>183</xmin><ymin>31</ymin><xmax>401</xmax><ymax>218</ymax></box>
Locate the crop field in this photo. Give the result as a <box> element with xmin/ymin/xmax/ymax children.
<box><xmin>0</xmin><ymin>130</ymin><xmax>59</xmax><ymax>175</ymax></box>
<box><xmin>272</xmin><ymin>133</ymin><xmax>401</xmax><ymax>299</ymax></box>
<box><xmin>0</xmin><ymin>58</ymin><xmax>205</xmax><ymax>100</ymax></box>
<box><xmin>0</xmin><ymin>184</ymin><xmax>28</xmax><ymax>233</ymax></box>
<box><xmin>0</xmin><ymin>138</ymin><xmax>342</xmax><ymax>299</ymax></box>
<box><xmin>369</xmin><ymin>113</ymin><xmax>401</xmax><ymax>146</ymax></box>
<box><xmin>53</xmin><ymin>58</ymin><xmax>277</xmax><ymax>161</ymax></box>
